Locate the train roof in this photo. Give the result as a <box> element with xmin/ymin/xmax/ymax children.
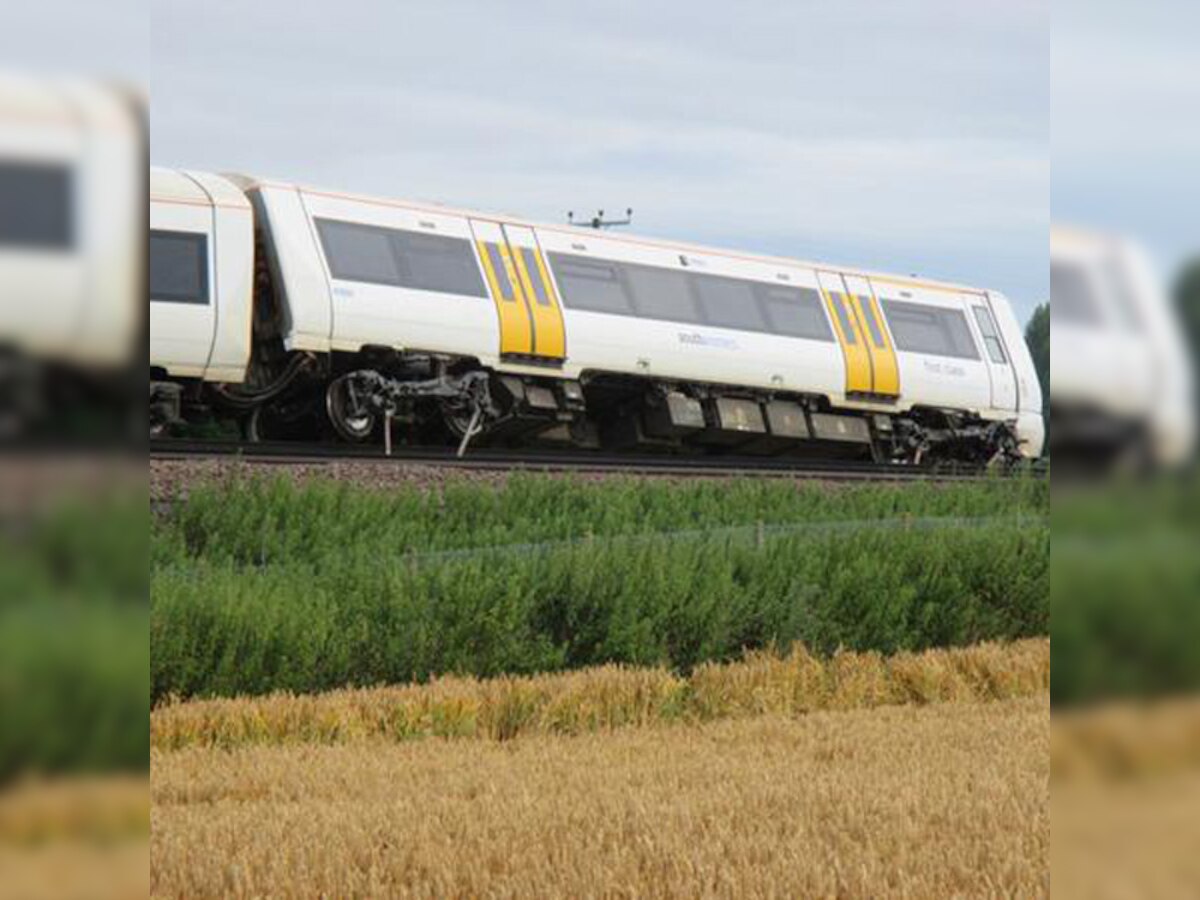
<box><xmin>214</xmin><ymin>170</ymin><xmax>990</xmax><ymax>297</ymax></box>
<box><xmin>151</xmin><ymin>167</ymin><xmax>252</xmax><ymax>210</ymax></box>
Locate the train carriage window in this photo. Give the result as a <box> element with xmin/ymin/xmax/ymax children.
<box><xmin>830</xmin><ymin>294</ymin><xmax>857</xmax><ymax>345</ymax></box>
<box><xmin>1050</xmin><ymin>262</ymin><xmax>1103</xmax><ymax>327</ymax></box>
<box><xmin>971</xmin><ymin>306</ymin><xmax>1008</xmax><ymax>364</ymax></box>
<box><xmin>392</xmin><ymin>230</ymin><xmax>488</xmax><ymax>298</ymax></box>
<box><xmin>149</xmin><ymin>230</ymin><xmax>209</xmax><ymax>305</ymax></box>
<box><xmin>692</xmin><ymin>272</ymin><xmax>766</xmax><ymax>331</ymax></box>
<box><xmin>756</xmin><ymin>285</ymin><xmax>834</xmax><ymax>342</ymax></box>
<box><xmin>316</xmin><ymin>219</ymin><xmax>402</xmax><ymax>286</ymax></box>
<box><xmin>547</xmin><ymin>253</ymin><xmax>634</xmax><ymax>315</ymax></box>
<box><xmin>0</xmin><ymin>161</ymin><xmax>73</xmax><ymax>250</ymax></box>
<box><xmin>880</xmin><ymin>300</ymin><xmax>980</xmax><ymax>360</ymax></box>
<box><xmin>624</xmin><ymin>264</ymin><xmax>699</xmax><ymax>323</ymax></box>
<box><xmin>857</xmin><ymin>296</ymin><xmax>886</xmax><ymax>348</ymax></box>
<box><xmin>484</xmin><ymin>243</ymin><xmax>515</xmax><ymax>301</ymax></box>
<box><xmin>315</xmin><ymin>218</ymin><xmax>487</xmax><ymax>297</ymax></box>
<box><xmin>518</xmin><ymin>247</ymin><xmax>551</xmax><ymax>306</ymax></box>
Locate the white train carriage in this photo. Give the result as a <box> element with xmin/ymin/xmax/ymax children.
<box><xmin>0</xmin><ymin>74</ymin><xmax>142</xmax><ymax>369</ymax></box>
<box><xmin>1050</xmin><ymin>226</ymin><xmax>1195</xmax><ymax>467</ymax></box>
<box><xmin>150</xmin><ymin>170</ymin><xmax>1044</xmax><ymax>461</ymax></box>
<box><xmin>149</xmin><ymin>169</ymin><xmax>254</xmax><ymax>382</ymax></box>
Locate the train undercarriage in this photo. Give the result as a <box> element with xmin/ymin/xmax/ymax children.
<box><xmin>151</xmin><ymin>348</ymin><xmax>1022</xmax><ymax>467</ymax></box>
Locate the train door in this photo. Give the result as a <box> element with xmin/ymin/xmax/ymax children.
<box><xmin>470</xmin><ymin>220</ymin><xmax>566</xmax><ymax>363</ymax></box>
<box><xmin>817</xmin><ymin>270</ymin><xmax>872</xmax><ymax>395</ymax></box>
<box><xmin>845</xmin><ymin>274</ymin><xmax>900</xmax><ymax>398</ymax></box>
<box><xmin>470</xmin><ymin>219</ymin><xmax>532</xmax><ymax>356</ymax></box>
<box><xmin>502</xmin><ymin>224</ymin><xmax>566</xmax><ymax>361</ymax></box>
<box><xmin>967</xmin><ymin>295</ymin><xmax>1018</xmax><ymax>412</ymax></box>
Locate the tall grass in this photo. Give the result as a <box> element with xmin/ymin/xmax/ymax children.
<box><xmin>151</xmin><ymin>474</ymin><xmax>1047</xmax><ymax>702</ymax></box>
<box><xmin>154</xmin><ymin>472</ymin><xmax>1046</xmax><ymax>565</ymax></box>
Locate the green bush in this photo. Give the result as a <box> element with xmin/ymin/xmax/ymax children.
<box><xmin>1051</xmin><ymin>476</ymin><xmax>1200</xmax><ymax>706</ymax></box>
<box><xmin>0</xmin><ymin>494</ymin><xmax>148</xmax><ymax>782</ymax></box>
<box><xmin>152</xmin><ymin>475</ymin><xmax>1047</xmax><ymax>702</ymax></box>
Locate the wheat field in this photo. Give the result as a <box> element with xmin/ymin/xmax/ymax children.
<box><xmin>153</xmin><ymin>695</ymin><xmax>1048</xmax><ymax>898</ymax></box>
<box><xmin>152</xmin><ymin>637</ymin><xmax>1049</xmax><ymax>750</ymax></box>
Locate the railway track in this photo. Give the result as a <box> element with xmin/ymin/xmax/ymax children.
<box><xmin>150</xmin><ymin>439</ymin><xmax>1045</xmax><ymax>482</ymax></box>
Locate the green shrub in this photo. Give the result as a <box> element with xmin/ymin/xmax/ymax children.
<box><xmin>1</xmin><ymin>495</ymin><xmax>148</xmax><ymax>782</ymax></box>
<box><xmin>152</xmin><ymin>475</ymin><xmax>1047</xmax><ymax>702</ymax></box>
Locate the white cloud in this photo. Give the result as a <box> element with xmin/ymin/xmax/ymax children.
<box><xmin>151</xmin><ymin>0</ymin><xmax>1048</xmax><ymax>315</ymax></box>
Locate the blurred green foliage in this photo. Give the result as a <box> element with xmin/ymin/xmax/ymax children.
<box><xmin>1176</xmin><ymin>259</ymin><xmax>1200</xmax><ymax>370</ymax></box>
<box><xmin>151</xmin><ymin>475</ymin><xmax>1048</xmax><ymax>701</ymax></box>
<box><xmin>1024</xmin><ymin>302</ymin><xmax>1050</xmax><ymax>410</ymax></box>
<box><xmin>1051</xmin><ymin>476</ymin><xmax>1200</xmax><ymax>706</ymax></box>
<box><xmin>0</xmin><ymin>491</ymin><xmax>148</xmax><ymax>783</ymax></box>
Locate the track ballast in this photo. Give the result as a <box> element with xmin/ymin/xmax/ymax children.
<box><xmin>149</xmin><ymin>439</ymin><xmax>1044</xmax><ymax>482</ymax></box>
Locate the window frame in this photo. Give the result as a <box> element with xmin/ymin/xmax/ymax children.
<box><xmin>880</xmin><ymin>298</ymin><xmax>981</xmax><ymax>361</ymax></box>
<box><xmin>755</xmin><ymin>283</ymin><xmax>836</xmax><ymax>343</ymax></box>
<box><xmin>484</xmin><ymin>242</ymin><xmax>516</xmax><ymax>302</ymax></box>
<box><xmin>857</xmin><ymin>296</ymin><xmax>886</xmax><ymax>348</ymax></box>
<box><xmin>314</xmin><ymin>217</ymin><xmax>487</xmax><ymax>298</ymax></box>
<box><xmin>549</xmin><ymin>251</ymin><xmax>835</xmax><ymax>342</ymax></box>
<box><xmin>149</xmin><ymin>229</ymin><xmax>210</xmax><ymax>306</ymax></box>
<box><xmin>0</xmin><ymin>160</ymin><xmax>74</xmax><ymax>251</ymax></box>
<box><xmin>831</xmin><ymin>294</ymin><xmax>858</xmax><ymax>345</ymax></box>
<box><xmin>518</xmin><ymin>246</ymin><xmax>551</xmax><ymax>307</ymax></box>
<box><xmin>546</xmin><ymin>252</ymin><xmax>636</xmax><ymax>316</ymax></box>
<box><xmin>971</xmin><ymin>305</ymin><xmax>1009</xmax><ymax>365</ymax></box>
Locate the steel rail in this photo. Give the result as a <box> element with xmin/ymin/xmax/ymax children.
<box><xmin>149</xmin><ymin>439</ymin><xmax>1045</xmax><ymax>482</ymax></box>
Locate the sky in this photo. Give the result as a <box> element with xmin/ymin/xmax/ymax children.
<box><xmin>138</xmin><ymin>1</ymin><xmax>1050</xmax><ymax>322</ymax></box>
<box><xmin>1053</xmin><ymin>0</ymin><xmax>1200</xmax><ymax>280</ymax></box>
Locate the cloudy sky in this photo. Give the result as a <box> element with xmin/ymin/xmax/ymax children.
<box><xmin>1053</xmin><ymin>0</ymin><xmax>1200</xmax><ymax>278</ymax></box>
<box><xmin>148</xmin><ymin>0</ymin><xmax>1049</xmax><ymax>320</ymax></box>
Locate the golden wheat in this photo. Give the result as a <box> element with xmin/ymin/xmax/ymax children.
<box><xmin>1052</xmin><ymin>696</ymin><xmax>1200</xmax><ymax>780</ymax></box>
<box><xmin>1051</xmin><ymin>698</ymin><xmax>1200</xmax><ymax>899</ymax></box>
<box><xmin>152</xmin><ymin>637</ymin><xmax>1049</xmax><ymax>751</ymax></box>
<box><xmin>152</xmin><ymin>694</ymin><xmax>1048</xmax><ymax>899</ymax></box>
<box><xmin>0</xmin><ymin>776</ymin><xmax>149</xmax><ymax>900</ymax></box>
<box><xmin>0</xmin><ymin>776</ymin><xmax>148</xmax><ymax>844</ymax></box>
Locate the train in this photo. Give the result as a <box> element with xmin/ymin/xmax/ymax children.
<box><xmin>1049</xmin><ymin>226</ymin><xmax>1195</xmax><ymax>468</ymax></box>
<box><xmin>149</xmin><ymin>167</ymin><xmax>1045</xmax><ymax>464</ymax></box>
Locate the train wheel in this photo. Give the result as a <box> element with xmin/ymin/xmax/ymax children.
<box><xmin>325</xmin><ymin>375</ymin><xmax>376</xmax><ymax>442</ymax></box>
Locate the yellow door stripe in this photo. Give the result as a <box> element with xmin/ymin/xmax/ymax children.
<box><xmin>858</xmin><ymin>293</ymin><xmax>900</xmax><ymax>396</ymax></box>
<box><xmin>498</xmin><ymin>242</ymin><xmax>537</xmax><ymax>352</ymax></box>
<box><xmin>511</xmin><ymin>246</ymin><xmax>561</xmax><ymax>360</ymax></box>
<box><xmin>822</xmin><ymin>288</ymin><xmax>872</xmax><ymax>394</ymax></box>
<box><xmin>477</xmin><ymin>239</ymin><xmax>532</xmax><ymax>356</ymax></box>
<box><xmin>516</xmin><ymin>246</ymin><xmax>565</xmax><ymax>360</ymax></box>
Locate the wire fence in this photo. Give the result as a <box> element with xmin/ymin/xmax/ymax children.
<box><xmin>387</xmin><ymin>512</ymin><xmax>1047</xmax><ymax>570</ymax></box>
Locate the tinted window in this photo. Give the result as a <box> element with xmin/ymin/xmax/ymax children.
<box><xmin>757</xmin><ymin>285</ymin><xmax>834</xmax><ymax>342</ymax></box>
<box><xmin>857</xmin><ymin>296</ymin><xmax>886</xmax><ymax>347</ymax></box>
<box><xmin>150</xmin><ymin>230</ymin><xmax>209</xmax><ymax>304</ymax></box>
<box><xmin>625</xmin><ymin>264</ymin><xmax>699</xmax><ymax>323</ymax></box>
<box><xmin>831</xmin><ymin>294</ymin><xmax>857</xmax><ymax>345</ymax></box>
<box><xmin>692</xmin><ymin>273</ymin><xmax>765</xmax><ymax>331</ymax></box>
<box><xmin>0</xmin><ymin>161</ymin><xmax>72</xmax><ymax>249</ymax></box>
<box><xmin>971</xmin><ymin>306</ymin><xmax>1008</xmax><ymax>364</ymax></box>
<box><xmin>316</xmin><ymin>218</ymin><xmax>486</xmax><ymax>298</ymax></box>
<box><xmin>393</xmin><ymin>230</ymin><xmax>487</xmax><ymax>297</ymax></box>
<box><xmin>547</xmin><ymin>253</ymin><xmax>634</xmax><ymax>315</ymax></box>
<box><xmin>484</xmin><ymin>243</ymin><xmax>515</xmax><ymax>301</ymax></box>
<box><xmin>519</xmin><ymin>247</ymin><xmax>550</xmax><ymax>306</ymax></box>
<box><xmin>881</xmin><ymin>300</ymin><xmax>979</xmax><ymax>360</ymax></box>
<box><xmin>1050</xmin><ymin>262</ymin><xmax>1102</xmax><ymax>327</ymax></box>
<box><xmin>317</xmin><ymin>219</ymin><xmax>401</xmax><ymax>285</ymax></box>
